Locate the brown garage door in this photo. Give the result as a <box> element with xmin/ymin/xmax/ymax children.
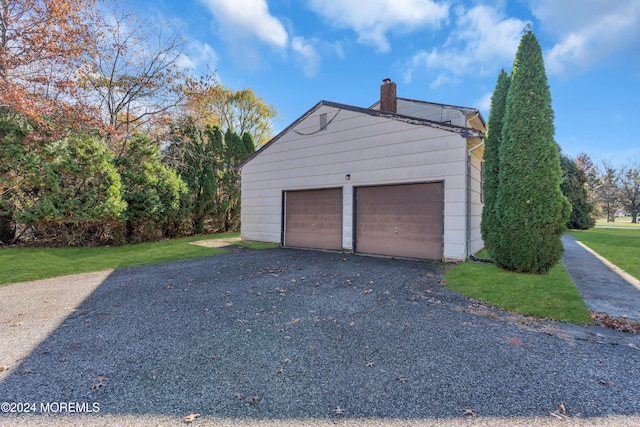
<box><xmin>284</xmin><ymin>188</ymin><xmax>342</xmax><ymax>250</ymax></box>
<box><xmin>355</xmin><ymin>183</ymin><xmax>443</xmax><ymax>260</ymax></box>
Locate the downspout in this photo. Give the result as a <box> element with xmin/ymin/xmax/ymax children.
<box><xmin>466</xmin><ymin>140</ymin><xmax>485</xmax><ymax>258</ymax></box>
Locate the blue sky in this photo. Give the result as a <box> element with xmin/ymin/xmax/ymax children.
<box><xmin>133</xmin><ymin>0</ymin><xmax>639</xmax><ymax>165</ymax></box>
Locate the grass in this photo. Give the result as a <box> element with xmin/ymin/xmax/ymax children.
<box><xmin>568</xmin><ymin>227</ymin><xmax>640</xmax><ymax>280</ymax></box>
<box><xmin>445</xmin><ymin>255</ymin><xmax>592</xmax><ymax>324</ymax></box>
<box><xmin>0</xmin><ymin>232</ymin><xmax>277</xmax><ymax>286</ymax></box>
<box><xmin>595</xmin><ymin>216</ymin><xmax>640</xmax><ymax>227</ymax></box>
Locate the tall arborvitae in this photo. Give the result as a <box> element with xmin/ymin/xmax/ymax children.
<box><xmin>493</xmin><ymin>29</ymin><xmax>571</xmax><ymax>273</ymax></box>
<box><xmin>481</xmin><ymin>69</ymin><xmax>510</xmax><ymax>257</ymax></box>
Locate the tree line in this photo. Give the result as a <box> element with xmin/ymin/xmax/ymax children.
<box><xmin>561</xmin><ymin>154</ymin><xmax>639</xmax><ymax>226</ymax></box>
<box><xmin>0</xmin><ymin>0</ymin><xmax>276</xmax><ymax>246</ymax></box>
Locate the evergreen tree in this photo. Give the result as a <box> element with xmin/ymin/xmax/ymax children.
<box><xmin>493</xmin><ymin>29</ymin><xmax>571</xmax><ymax>273</ymax></box>
<box><xmin>115</xmin><ymin>134</ymin><xmax>188</xmax><ymax>242</ymax></box>
<box><xmin>481</xmin><ymin>69</ymin><xmax>510</xmax><ymax>257</ymax></box>
<box><xmin>560</xmin><ymin>154</ymin><xmax>595</xmax><ymax>230</ymax></box>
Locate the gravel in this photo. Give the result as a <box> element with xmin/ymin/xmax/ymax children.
<box><xmin>1</xmin><ymin>247</ymin><xmax>640</xmax><ymax>425</ymax></box>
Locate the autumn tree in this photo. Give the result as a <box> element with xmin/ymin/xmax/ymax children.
<box><xmin>0</xmin><ymin>0</ymin><xmax>99</xmax><ymax>128</ymax></box>
<box><xmin>492</xmin><ymin>29</ymin><xmax>571</xmax><ymax>273</ymax></box>
<box><xmin>480</xmin><ymin>69</ymin><xmax>509</xmax><ymax>257</ymax></box>
<box><xmin>79</xmin><ymin>9</ymin><xmax>188</xmax><ymax>152</ymax></box>
<box><xmin>182</xmin><ymin>79</ymin><xmax>278</xmax><ymax>148</ymax></box>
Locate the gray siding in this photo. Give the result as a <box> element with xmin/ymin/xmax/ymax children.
<box><xmin>241</xmin><ymin>104</ymin><xmax>478</xmax><ymax>260</ymax></box>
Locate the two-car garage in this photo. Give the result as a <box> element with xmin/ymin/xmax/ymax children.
<box><xmin>283</xmin><ymin>182</ymin><xmax>444</xmax><ymax>260</ymax></box>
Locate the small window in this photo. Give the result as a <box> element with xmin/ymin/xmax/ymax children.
<box><xmin>319</xmin><ymin>113</ymin><xmax>327</xmax><ymax>131</ymax></box>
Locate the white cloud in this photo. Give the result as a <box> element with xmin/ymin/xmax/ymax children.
<box><xmin>307</xmin><ymin>0</ymin><xmax>449</xmax><ymax>53</ymax></box>
<box><xmin>475</xmin><ymin>91</ymin><xmax>493</xmax><ymax>114</ymax></box>
<box><xmin>530</xmin><ymin>0</ymin><xmax>640</xmax><ymax>75</ymax></box>
<box><xmin>292</xmin><ymin>36</ymin><xmax>321</xmax><ymax>77</ymax></box>
<box><xmin>179</xmin><ymin>40</ymin><xmax>218</xmax><ymax>72</ymax></box>
<box><xmin>291</xmin><ymin>36</ymin><xmax>346</xmax><ymax>78</ymax></box>
<box><xmin>199</xmin><ymin>0</ymin><xmax>288</xmax><ymax>47</ymax></box>
<box><xmin>403</xmin><ymin>5</ymin><xmax>527</xmax><ymax>84</ymax></box>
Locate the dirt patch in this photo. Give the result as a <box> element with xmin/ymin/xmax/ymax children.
<box><xmin>188</xmin><ymin>237</ymin><xmax>241</xmax><ymax>248</ymax></box>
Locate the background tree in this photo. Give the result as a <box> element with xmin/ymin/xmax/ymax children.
<box><xmin>619</xmin><ymin>160</ymin><xmax>640</xmax><ymax>223</ymax></box>
<box><xmin>166</xmin><ymin>118</ymin><xmax>222</xmax><ymax>234</ymax></box>
<box><xmin>492</xmin><ymin>29</ymin><xmax>571</xmax><ymax>273</ymax></box>
<box><xmin>20</xmin><ymin>133</ymin><xmax>126</xmax><ymax>245</ymax></box>
<box><xmin>79</xmin><ymin>10</ymin><xmax>188</xmax><ymax>151</ymax></box>
<box><xmin>480</xmin><ymin>69</ymin><xmax>509</xmax><ymax>258</ymax></box>
<box><xmin>0</xmin><ymin>0</ymin><xmax>100</xmax><ymax>129</ymax></box>
<box><xmin>596</xmin><ymin>161</ymin><xmax>620</xmax><ymax>222</ymax></box>
<box><xmin>0</xmin><ymin>110</ymin><xmax>39</xmax><ymax>243</ymax></box>
<box><xmin>182</xmin><ymin>81</ymin><xmax>278</xmax><ymax>148</ymax></box>
<box><xmin>560</xmin><ymin>154</ymin><xmax>595</xmax><ymax>230</ymax></box>
<box><xmin>114</xmin><ymin>134</ymin><xmax>188</xmax><ymax>242</ymax></box>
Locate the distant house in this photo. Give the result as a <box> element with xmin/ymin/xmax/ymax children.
<box><xmin>238</xmin><ymin>79</ymin><xmax>485</xmax><ymax>261</ymax></box>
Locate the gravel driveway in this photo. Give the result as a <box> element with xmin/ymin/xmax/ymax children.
<box><xmin>1</xmin><ymin>247</ymin><xmax>640</xmax><ymax>426</ymax></box>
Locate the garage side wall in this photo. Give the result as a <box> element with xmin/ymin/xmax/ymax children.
<box><xmin>240</xmin><ymin>104</ymin><xmax>470</xmax><ymax>260</ymax></box>
<box><xmin>469</xmin><ymin>145</ymin><xmax>485</xmax><ymax>255</ymax></box>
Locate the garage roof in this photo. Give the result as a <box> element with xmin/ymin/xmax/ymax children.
<box><xmin>238</xmin><ymin>100</ymin><xmax>484</xmax><ymax>170</ymax></box>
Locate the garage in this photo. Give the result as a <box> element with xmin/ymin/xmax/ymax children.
<box><xmin>283</xmin><ymin>188</ymin><xmax>342</xmax><ymax>250</ymax></box>
<box><xmin>355</xmin><ymin>182</ymin><xmax>444</xmax><ymax>260</ymax></box>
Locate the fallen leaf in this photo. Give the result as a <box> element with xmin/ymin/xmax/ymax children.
<box><xmin>91</xmin><ymin>375</ymin><xmax>108</xmax><ymax>391</ymax></box>
<box><xmin>463</xmin><ymin>407</ymin><xmax>477</xmax><ymax>417</ymax></box>
<box><xmin>366</xmin><ymin>361</ymin><xmax>375</xmax><ymax>367</ymax></box>
<box><xmin>90</xmin><ymin>382</ymin><xmax>104</xmax><ymax>391</ymax></box>
<box><xmin>549</xmin><ymin>411</ymin><xmax>568</xmax><ymax>420</ymax></box>
<box><xmin>397</xmin><ymin>376</ymin><xmax>408</xmax><ymax>384</ymax></box>
<box><xmin>333</xmin><ymin>406</ymin><xmax>346</xmax><ymax>415</ymax></box>
<box><xmin>19</xmin><ymin>369</ymin><xmax>33</xmax><ymax>375</ymax></box>
<box><xmin>166</xmin><ymin>285</ymin><xmax>173</xmax><ymax>289</ymax></box>
<box><xmin>506</xmin><ymin>336</ymin><xmax>524</xmax><ymax>347</ymax></box>
<box><xmin>558</xmin><ymin>404</ymin><xmax>566</xmax><ymax>414</ymax></box>
<box><xmin>232</xmin><ymin>393</ymin><xmax>245</xmax><ymax>401</ymax></box>
<box><xmin>274</xmin><ymin>367</ymin><xmax>285</xmax><ymax>375</ymax></box>
<box><xmin>183</xmin><ymin>413</ymin><xmax>200</xmax><ymax>423</ymax></box>
<box><xmin>0</xmin><ymin>366</ymin><xmax>12</xmax><ymax>372</ymax></box>
<box><xmin>247</xmin><ymin>396</ymin><xmax>260</xmax><ymax>405</ymax></box>
<box><xmin>289</xmin><ymin>318</ymin><xmax>301</xmax><ymax>325</ymax></box>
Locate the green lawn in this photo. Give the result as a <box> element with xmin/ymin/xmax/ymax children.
<box><xmin>445</xmin><ymin>259</ymin><xmax>591</xmax><ymax>324</ymax></box>
<box><xmin>568</xmin><ymin>227</ymin><xmax>640</xmax><ymax>280</ymax></box>
<box><xmin>595</xmin><ymin>216</ymin><xmax>640</xmax><ymax>227</ymax></box>
<box><xmin>445</xmin><ymin>227</ymin><xmax>640</xmax><ymax>324</ymax></box>
<box><xmin>0</xmin><ymin>232</ymin><xmax>277</xmax><ymax>286</ymax></box>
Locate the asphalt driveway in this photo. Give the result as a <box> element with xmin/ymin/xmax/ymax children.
<box><xmin>1</xmin><ymin>247</ymin><xmax>640</xmax><ymax>426</ymax></box>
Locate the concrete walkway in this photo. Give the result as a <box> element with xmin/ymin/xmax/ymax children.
<box><xmin>562</xmin><ymin>235</ymin><xmax>640</xmax><ymax>322</ymax></box>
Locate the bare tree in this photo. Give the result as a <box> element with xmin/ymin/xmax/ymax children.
<box><xmin>79</xmin><ymin>10</ymin><xmax>188</xmax><ymax>152</ymax></box>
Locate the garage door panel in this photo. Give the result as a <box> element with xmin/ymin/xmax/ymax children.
<box><xmin>355</xmin><ymin>183</ymin><xmax>443</xmax><ymax>260</ymax></box>
<box><xmin>284</xmin><ymin>189</ymin><xmax>342</xmax><ymax>250</ymax></box>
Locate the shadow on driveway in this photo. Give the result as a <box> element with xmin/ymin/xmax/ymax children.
<box><xmin>1</xmin><ymin>248</ymin><xmax>640</xmax><ymax>422</ymax></box>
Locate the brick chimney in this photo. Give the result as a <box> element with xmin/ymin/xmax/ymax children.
<box><xmin>380</xmin><ymin>78</ymin><xmax>397</xmax><ymax>114</ymax></box>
